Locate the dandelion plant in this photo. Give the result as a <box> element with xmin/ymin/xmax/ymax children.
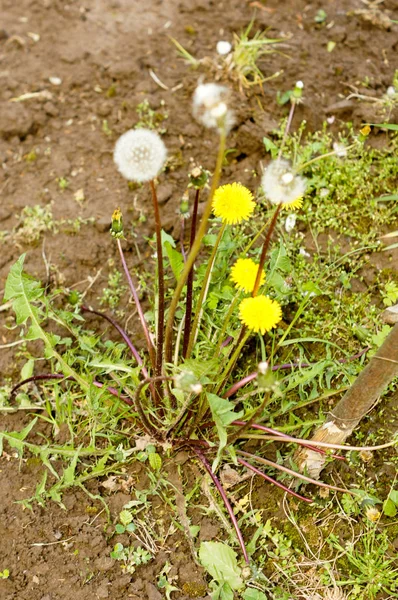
<box><xmin>5</xmin><ymin>79</ymin><xmax>396</xmax><ymax>566</ymax></box>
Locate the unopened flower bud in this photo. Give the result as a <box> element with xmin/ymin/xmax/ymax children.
<box><xmin>257</xmin><ymin>362</ymin><xmax>275</xmax><ymax>390</ymax></box>
<box><xmin>189</xmin><ymin>166</ymin><xmax>209</xmax><ymax>190</ymax></box>
<box><xmin>365</xmin><ymin>507</ymin><xmax>380</xmax><ymax>523</ymax></box>
<box><xmin>180</xmin><ymin>190</ymin><xmax>190</xmax><ymax>218</ymax></box>
<box><xmin>292</xmin><ymin>80</ymin><xmax>304</xmax><ymax>100</ymax></box>
<box><xmin>110</xmin><ymin>207</ymin><xmax>125</xmax><ymax>239</ymax></box>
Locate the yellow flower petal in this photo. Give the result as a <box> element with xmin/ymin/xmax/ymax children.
<box><xmin>212</xmin><ymin>183</ymin><xmax>255</xmax><ymax>224</ymax></box>
<box><xmin>239</xmin><ymin>296</ymin><xmax>282</xmax><ymax>334</ymax></box>
<box><xmin>231</xmin><ymin>258</ymin><xmax>265</xmax><ymax>293</ymax></box>
<box><xmin>281</xmin><ymin>196</ymin><xmax>303</xmax><ymax>211</ymax></box>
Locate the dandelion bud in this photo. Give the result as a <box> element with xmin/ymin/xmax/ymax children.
<box><xmin>257</xmin><ymin>361</ymin><xmax>276</xmax><ymax>390</ymax></box>
<box><xmin>110</xmin><ymin>207</ymin><xmax>124</xmax><ymax>239</ymax></box>
<box><xmin>179</xmin><ymin>190</ymin><xmax>190</xmax><ymax>218</ymax></box>
<box><xmin>261</xmin><ymin>159</ymin><xmax>307</xmax><ymax>208</ymax></box>
<box><xmin>192</xmin><ymin>83</ymin><xmax>235</xmax><ymax>133</ymax></box>
<box><xmin>292</xmin><ymin>80</ymin><xmax>304</xmax><ymax>100</ymax></box>
<box><xmin>114</xmin><ymin>128</ymin><xmax>167</xmax><ymax>182</ymax></box>
<box><xmin>365</xmin><ymin>507</ymin><xmax>380</xmax><ymax>523</ymax></box>
<box><xmin>189</xmin><ymin>166</ymin><xmax>210</xmax><ymax>190</ymax></box>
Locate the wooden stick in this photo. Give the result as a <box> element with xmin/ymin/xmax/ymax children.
<box><xmin>296</xmin><ymin>323</ymin><xmax>398</xmax><ymax>478</ymax></box>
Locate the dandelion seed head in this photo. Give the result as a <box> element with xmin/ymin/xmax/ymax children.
<box><xmin>333</xmin><ymin>142</ymin><xmax>347</xmax><ymax>158</ymax></box>
<box><xmin>281</xmin><ymin>172</ymin><xmax>294</xmax><ymax>184</ymax></box>
<box><xmin>192</xmin><ymin>83</ymin><xmax>235</xmax><ymax>132</ymax></box>
<box><xmin>230</xmin><ymin>258</ymin><xmax>265</xmax><ymax>293</ymax></box>
<box><xmin>239</xmin><ymin>296</ymin><xmax>282</xmax><ymax>335</ymax></box>
<box><xmin>216</xmin><ymin>40</ymin><xmax>232</xmax><ymax>55</ymax></box>
<box><xmin>212</xmin><ymin>182</ymin><xmax>255</xmax><ymax>224</ymax></box>
<box><xmin>114</xmin><ymin>128</ymin><xmax>167</xmax><ymax>182</ymax></box>
<box><xmin>261</xmin><ymin>159</ymin><xmax>307</xmax><ymax>207</ymax></box>
<box><xmin>295</xmin><ymin>80</ymin><xmax>304</xmax><ymax>89</ymax></box>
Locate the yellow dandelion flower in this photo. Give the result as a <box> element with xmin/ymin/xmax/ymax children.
<box><xmin>281</xmin><ymin>196</ymin><xmax>303</xmax><ymax>211</ymax></box>
<box><xmin>212</xmin><ymin>183</ymin><xmax>255</xmax><ymax>224</ymax></box>
<box><xmin>239</xmin><ymin>295</ymin><xmax>282</xmax><ymax>334</ymax></box>
<box><xmin>231</xmin><ymin>258</ymin><xmax>265</xmax><ymax>293</ymax></box>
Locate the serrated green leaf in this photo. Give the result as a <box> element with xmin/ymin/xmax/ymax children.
<box><xmin>119</xmin><ymin>509</ymin><xmax>133</xmax><ymax>526</ymax></box>
<box><xmin>206</xmin><ymin>393</ymin><xmax>243</xmax><ymax>468</ymax></box>
<box><xmin>63</xmin><ymin>448</ymin><xmax>80</xmax><ymax>485</ymax></box>
<box><xmin>199</xmin><ymin>542</ymin><xmax>243</xmax><ymax>590</ymax></box>
<box><xmin>115</xmin><ymin>523</ymin><xmax>125</xmax><ymax>534</ymax></box>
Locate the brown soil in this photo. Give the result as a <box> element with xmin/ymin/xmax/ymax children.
<box><xmin>1</xmin><ymin>0</ymin><xmax>398</xmax><ymax>598</ymax></box>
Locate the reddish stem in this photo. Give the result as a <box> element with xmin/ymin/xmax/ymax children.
<box><xmin>232</xmin><ymin>420</ymin><xmax>344</xmax><ymax>461</ymax></box>
<box><xmin>237</xmin><ymin>457</ymin><xmax>312</xmax><ymax>503</ymax></box>
<box><xmin>193</xmin><ymin>447</ymin><xmax>250</xmax><ymax>564</ymax></box>
<box><xmin>182</xmin><ymin>188</ymin><xmax>200</xmax><ymax>359</ymax></box>
<box><xmin>252</xmin><ymin>203</ymin><xmax>282</xmax><ymax>297</ymax></box>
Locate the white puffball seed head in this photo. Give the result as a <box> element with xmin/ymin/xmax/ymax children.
<box><xmin>216</xmin><ymin>40</ymin><xmax>232</xmax><ymax>55</ymax></box>
<box><xmin>261</xmin><ymin>159</ymin><xmax>307</xmax><ymax>205</ymax></box>
<box><xmin>114</xmin><ymin>129</ymin><xmax>167</xmax><ymax>183</ymax></box>
<box><xmin>192</xmin><ymin>83</ymin><xmax>235</xmax><ymax>132</ymax></box>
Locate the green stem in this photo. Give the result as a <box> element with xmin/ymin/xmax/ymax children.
<box><xmin>164</xmin><ymin>129</ymin><xmax>227</xmax><ymax>364</ymax></box>
<box><xmin>216</xmin><ymin>328</ymin><xmax>250</xmax><ymax>395</ymax></box>
<box><xmin>186</xmin><ymin>223</ymin><xmax>226</xmax><ymax>358</ymax></box>
<box><xmin>150</xmin><ymin>179</ymin><xmax>165</xmax><ymax>385</ymax></box>
<box><xmin>297</xmin><ymin>143</ymin><xmax>356</xmax><ymax>171</ymax></box>
<box><xmin>213</xmin><ymin>295</ymin><xmax>240</xmax><ymax>357</ymax></box>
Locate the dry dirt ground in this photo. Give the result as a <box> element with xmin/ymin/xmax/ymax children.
<box><xmin>1</xmin><ymin>1</ymin><xmax>398</xmax><ymax>599</ymax></box>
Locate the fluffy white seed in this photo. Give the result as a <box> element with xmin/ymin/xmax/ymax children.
<box><xmin>216</xmin><ymin>40</ymin><xmax>232</xmax><ymax>55</ymax></box>
<box><xmin>114</xmin><ymin>129</ymin><xmax>167</xmax><ymax>182</ymax></box>
<box><xmin>284</xmin><ymin>213</ymin><xmax>297</xmax><ymax>232</ymax></box>
<box><xmin>333</xmin><ymin>142</ymin><xmax>347</xmax><ymax>157</ymax></box>
<box><xmin>261</xmin><ymin>159</ymin><xmax>307</xmax><ymax>205</ymax></box>
<box><xmin>192</xmin><ymin>83</ymin><xmax>234</xmax><ymax>132</ymax></box>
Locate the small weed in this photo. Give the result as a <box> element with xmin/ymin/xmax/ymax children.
<box><xmin>99</xmin><ymin>268</ymin><xmax>127</xmax><ymax>310</ymax></box>
<box><xmin>328</xmin><ymin>527</ymin><xmax>398</xmax><ymax>599</ymax></box>
<box><xmin>58</xmin><ymin>177</ymin><xmax>69</xmax><ymax>190</ymax></box>
<box><xmin>0</xmin><ymin>569</ymin><xmax>10</xmax><ymax>579</ymax></box>
<box><xmin>110</xmin><ymin>543</ymin><xmax>153</xmax><ymax>574</ymax></box>
<box><xmin>135</xmin><ymin>99</ymin><xmax>168</xmax><ymax>133</ymax></box>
